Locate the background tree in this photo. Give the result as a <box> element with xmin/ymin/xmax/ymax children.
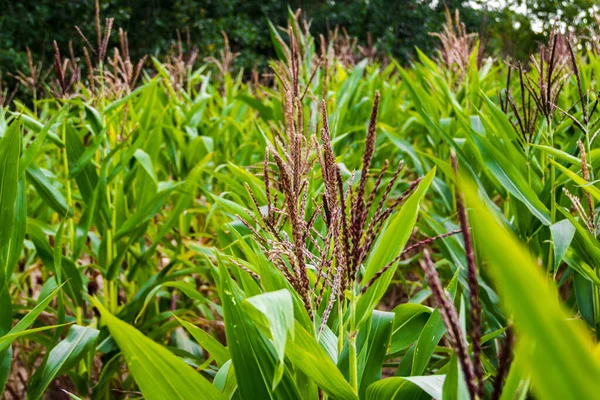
<box><xmin>1</xmin><ymin>0</ymin><xmax>596</xmax><ymax>90</ymax></box>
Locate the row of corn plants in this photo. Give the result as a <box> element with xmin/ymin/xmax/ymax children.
<box><xmin>0</xmin><ymin>7</ymin><xmax>599</xmax><ymax>400</ymax></box>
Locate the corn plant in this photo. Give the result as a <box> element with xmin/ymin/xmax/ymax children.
<box><xmin>0</xmin><ymin>6</ymin><xmax>600</xmax><ymax>400</ymax></box>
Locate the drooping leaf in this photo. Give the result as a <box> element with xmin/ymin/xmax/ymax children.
<box><xmin>219</xmin><ymin>264</ymin><xmax>301</xmax><ymax>399</ymax></box>
<box><xmin>550</xmin><ymin>219</ymin><xmax>576</xmax><ymax>271</ymax></box>
<box><xmin>243</xmin><ymin>289</ymin><xmax>294</xmax><ymax>388</ymax></box>
<box><xmin>464</xmin><ymin>180</ymin><xmax>600</xmax><ymax>399</ymax></box>
<box><xmin>91</xmin><ymin>297</ymin><xmax>226</xmax><ymax>400</ymax></box>
<box><xmin>286</xmin><ymin>323</ymin><xmax>359</xmax><ymax>400</ymax></box>
<box><xmin>26</xmin><ymin>163</ymin><xmax>72</xmax><ymax>217</ymax></box>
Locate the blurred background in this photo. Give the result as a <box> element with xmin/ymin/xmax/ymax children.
<box><xmin>0</xmin><ymin>0</ymin><xmax>597</xmax><ymax>81</ymax></box>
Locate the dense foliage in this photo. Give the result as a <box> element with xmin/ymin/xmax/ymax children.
<box><xmin>1</xmin><ymin>6</ymin><xmax>600</xmax><ymax>400</ymax></box>
<box><xmin>2</xmin><ymin>0</ymin><xmax>597</xmax><ymax>86</ymax></box>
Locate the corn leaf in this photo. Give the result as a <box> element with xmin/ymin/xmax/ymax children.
<box><xmin>28</xmin><ymin>325</ymin><xmax>99</xmax><ymax>400</ymax></box>
<box><xmin>91</xmin><ymin>297</ymin><xmax>226</xmax><ymax>400</ymax></box>
<box><xmin>464</xmin><ymin>181</ymin><xmax>600</xmax><ymax>399</ymax></box>
<box><xmin>366</xmin><ymin>375</ymin><xmax>445</xmax><ymax>400</ymax></box>
<box><xmin>173</xmin><ymin>314</ymin><xmax>230</xmax><ymax>367</ymax></box>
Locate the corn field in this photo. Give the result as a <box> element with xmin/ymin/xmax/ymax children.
<box><xmin>1</xmin><ymin>6</ymin><xmax>600</xmax><ymax>400</ymax></box>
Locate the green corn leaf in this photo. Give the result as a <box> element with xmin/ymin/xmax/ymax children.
<box><xmin>74</xmin><ymin>167</ymin><xmax>103</xmax><ymax>260</ymax></box>
<box><xmin>67</xmin><ymin>128</ymin><xmax>106</xmax><ymax>179</ymax></box>
<box><xmin>115</xmin><ymin>182</ymin><xmax>182</xmax><ymax>239</ymax></box>
<box><xmin>267</xmin><ymin>19</ymin><xmax>287</xmax><ymax>61</ymax></box>
<box><xmin>442</xmin><ymin>355</ymin><xmax>469</xmax><ymax>400</ymax></box>
<box><xmin>243</xmin><ymin>289</ymin><xmax>294</xmax><ymax>389</ymax></box>
<box><xmin>286</xmin><ymin>323</ymin><xmax>359</xmax><ymax>400</ymax></box>
<box><xmin>104</xmin><ymin>78</ymin><xmax>160</xmax><ymax>114</ymax></box>
<box><xmin>61</xmin><ymin>391</ymin><xmax>84</xmax><ymax>400</ymax></box>
<box><xmin>19</xmin><ymin>109</ymin><xmax>66</xmax><ymax>175</ymax></box>
<box><xmin>28</xmin><ymin>325</ymin><xmax>99</xmax><ymax>400</ymax></box>
<box><xmin>0</xmin><ymin>346</ymin><xmax>12</xmax><ymax>394</ymax></box>
<box><xmin>134</xmin><ymin>148</ymin><xmax>158</xmax><ymax>187</ymax></box>
<box><xmin>390</xmin><ymin>304</ymin><xmax>431</xmax><ymax>354</ymax></box>
<box><xmin>214</xmin><ymin>360</ymin><xmax>238</xmax><ymax>398</ymax></box>
<box><xmin>173</xmin><ymin>314</ymin><xmax>230</xmax><ymax>367</ymax></box>
<box><xmin>499</xmin><ymin>345</ymin><xmax>529</xmax><ymax>400</ymax></box>
<box><xmin>219</xmin><ymin>264</ymin><xmax>302</xmax><ymax>399</ymax></box>
<box><xmin>26</xmin><ymin>163</ymin><xmax>72</xmax><ymax>217</ymax></box>
<box><xmin>0</xmin><ymin>323</ymin><xmax>71</xmax><ymax>353</ymax></box>
<box><xmin>15</xmin><ymin>113</ymin><xmax>65</xmax><ymax>147</ymax></box>
<box><xmin>551</xmin><ymin>159</ymin><xmax>600</xmax><ymax>201</ymax></box>
<box><xmin>0</xmin><ymin>285</ymin><xmax>63</xmax><ymax>352</ymax></box>
<box><xmin>91</xmin><ymin>297</ymin><xmax>226</xmax><ymax>400</ymax></box>
<box><xmin>558</xmin><ymin>208</ymin><xmax>600</xmax><ymax>281</ymax></box>
<box><xmin>366</xmin><ymin>375</ymin><xmax>445</xmax><ymax>400</ymax></box>
<box><xmin>83</xmin><ymin>103</ymin><xmax>103</xmax><ymax>135</ymax></box>
<box><xmin>64</xmin><ymin>125</ymin><xmax>99</xmax><ymax>206</ymax></box>
<box><xmin>357</xmin><ymin>311</ymin><xmax>394</xmax><ymax>398</ymax></box>
<box><xmin>136</xmin><ymin>281</ymin><xmax>213</xmax><ymax>323</ymax></box>
<box><xmin>0</xmin><ymin>121</ymin><xmax>21</xmax><ymax>252</ymax></box>
<box><xmin>471</xmin><ymin>133</ymin><xmax>551</xmax><ymax>225</ymax></box>
<box><xmin>532</xmin><ymin>144</ymin><xmax>588</xmax><ymax>168</ymax></box>
<box><xmin>4</xmin><ymin>175</ymin><xmax>26</xmax><ymax>279</ymax></box>
<box><xmin>464</xmin><ymin>180</ymin><xmax>600</xmax><ymax>399</ymax></box>
<box><xmin>549</xmin><ymin>219</ymin><xmax>576</xmax><ymax>271</ymax></box>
